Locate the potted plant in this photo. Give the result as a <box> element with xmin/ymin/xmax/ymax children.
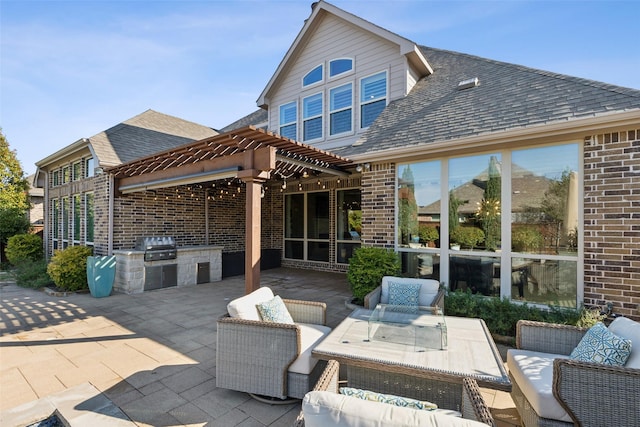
<box><xmin>419</xmin><ymin>224</ymin><xmax>439</xmax><ymax>247</ymax></box>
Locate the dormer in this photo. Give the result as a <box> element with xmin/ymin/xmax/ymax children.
<box><xmin>257</xmin><ymin>1</ymin><xmax>432</xmax><ymax>150</ymax></box>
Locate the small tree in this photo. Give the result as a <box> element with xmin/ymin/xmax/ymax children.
<box><xmin>347</xmin><ymin>247</ymin><xmax>401</xmax><ymax>305</ymax></box>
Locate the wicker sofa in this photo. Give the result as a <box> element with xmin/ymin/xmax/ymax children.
<box><xmin>507</xmin><ymin>318</ymin><xmax>640</xmax><ymax>427</ymax></box>
<box><xmin>216</xmin><ymin>287</ymin><xmax>331</xmax><ymax>400</ymax></box>
<box><xmin>364</xmin><ymin>276</ymin><xmax>445</xmax><ymax>309</ymax></box>
<box><xmin>294</xmin><ymin>360</ymin><xmax>496</xmax><ymax>426</ymax></box>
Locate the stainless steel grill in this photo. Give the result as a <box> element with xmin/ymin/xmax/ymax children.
<box><xmin>135</xmin><ymin>236</ymin><xmax>177</xmax><ymax>261</ymax></box>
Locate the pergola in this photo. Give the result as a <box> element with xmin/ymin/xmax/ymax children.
<box><xmin>107</xmin><ymin>126</ymin><xmax>353</xmax><ymax>294</ymax></box>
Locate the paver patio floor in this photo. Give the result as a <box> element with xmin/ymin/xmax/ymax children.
<box><xmin>0</xmin><ymin>267</ymin><xmax>519</xmax><ymax>426</ymax></box>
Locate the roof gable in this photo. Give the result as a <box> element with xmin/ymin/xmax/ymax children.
<box><xmin>256</xmin><ymin>0</ymin><xmax>431</xmax><ymax>108</ymax></box>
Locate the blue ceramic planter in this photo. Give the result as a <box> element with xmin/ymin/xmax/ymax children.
<box><xmin>87</xmin><ymin>255</ymin><xmax>116</xmax><ymax>298</ymax></box>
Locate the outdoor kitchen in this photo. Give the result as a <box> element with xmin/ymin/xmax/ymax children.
<box><xmin>112</xmin><ymin>236</ymin><xmax>223</xmax><ymax>294</ymax></box>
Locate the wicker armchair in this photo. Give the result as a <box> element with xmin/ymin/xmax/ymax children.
<box><xmin>294</xmin><ymin>360</ymin><xmax>496</xmax><ymax>426</ymax></box>
<box><xmin>508</xmin><ymin>320</ymin><xmax>640</xmax><ymax>427</ymax></box>
<box><xmin>216</xmin><ymin>296</ymin><xmax>330</xmax><ymax>400</ymax></box>
<box><xmin>364</xmin><ymin>276</ymin><xmax>445</xmax><ymax>309</ymax></box>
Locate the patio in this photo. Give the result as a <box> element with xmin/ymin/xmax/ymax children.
<box><xmin>0</xmin><ymin>268</ymin><xmax>519</xmax><ymax>426</ymax></box>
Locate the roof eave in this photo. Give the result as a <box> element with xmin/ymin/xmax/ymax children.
<box><xmin>349</xmin><ymin>109</ymin><xmax>640</xmax><ymax>164</ymax></box>
<box><xmin>35</xmin><ymin>138</ymin><xmax>90</xmax><ymax>168</ymax></box>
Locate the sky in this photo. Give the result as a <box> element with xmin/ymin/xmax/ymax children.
<box><xmin>2</xmin><ymin>0</ymin><xmax>639</xmax><ymax>177</ymax></box>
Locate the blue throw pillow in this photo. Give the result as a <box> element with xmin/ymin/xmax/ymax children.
<box><xmin>570</xmin><ymin>322</ymin><xmax>632</xmax><ymax>366</ymax></box>
<box><xmin>388</xmin><ymin>281</ymin><xmax>421</xmax><ymax>307</ymax></box>
<box><xmin>256</xmin><ymin>295</ymin><xmax>294</xmax><ymax>324</ymax></box>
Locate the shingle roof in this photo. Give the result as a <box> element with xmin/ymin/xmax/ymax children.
<box><xmin>220</xmin><ymin>109</ymin><xmax>268</xmax><ymax>133</ymax></box>
<box><xmin>90</xmin><ymin>109</ymin><xmax>218</xmax><ymax>167</ymax></box>
<box><xmin>340</xmin><ymin>46</ymin><xmax>640</xmax><ymax>157</ymax></box>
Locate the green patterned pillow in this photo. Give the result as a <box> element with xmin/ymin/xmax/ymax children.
<box><xmin>339</xmin><ymin>387</ymin><xmax>437</xmax><ymax>411</ymax></box>
<box><xmin>256</xmin><ymin>295</ymin><xmax>294</xmax><ymax>324</ymax></box>
<box><xmin>570</xmin><ymin>322</ymin><xmax>632</xmax><ymax>366</ymax></box>
<box><xmin>388</xmin><ymin>281</ymin><xmax>421</xmax><ymax>309</ymax></box>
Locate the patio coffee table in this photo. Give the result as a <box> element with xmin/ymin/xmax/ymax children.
<box><xmin>312</xmin><ymin>308</ymin><xmax>510</xmax><ymax>410</ymax></box>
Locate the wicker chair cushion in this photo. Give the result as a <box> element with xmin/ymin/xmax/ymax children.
<box><xmin>507</xmin><ymin>349</ymin><xmax>573</xmax><ymax>423</ymax></box>
<box><xmin>302</xmin><ymin>391</ymin><xmax>487</xmax><ymax>427</ymax></box>
<box><xmin>387</xmin><ymin>282</ymin><xmax>421</xmax><ymax>307</ymax></box>
<box><xmin>257</xmin><ymin>295</ymin><xmax>294</xmax><ymax>324</ymax></box>
<box><xmin>288</xmin><ymin>323</ymin><xmax>331</xmax><ymax>375</ymax></box>
<box><xmin>381</xmin><ymin>277</ymin><xmax>439</xmax><ymax>307</ymax></box>
<box><xmin>570</xmin><ymin>322</ymin><xmax>631</xmax><ymax>366</ymax></box>
<box><xmin>227</xmin><ymin>287</ymin><xmax>274</xmax><ymax>321</ymax></box>
<box><xmin>608</xmin><ymin>316</ymin><xmax>640</xmax><ymax>368</ymax></box>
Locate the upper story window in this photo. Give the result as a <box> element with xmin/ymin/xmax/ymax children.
<box><xmin>329</xmin><ymin>58</ymin><xmax>353</xmax><ymax>78</ymax></box>
<box><xmin>72</xmin><ymin>161</ymin><xmax>82</xmax><ymax>181</ymax></box>
<box><xmin>53</xmin><ymin>170</ymin><xmax>60</xmax><ymax>187</ymax></box>
<box><xmin>62</xmin><ymin>166</ymin><xmax>70</xmax><ymax>184</ymax></box>
<box><xmin>303</xmin><ymin>64</ymin><xmax>323</xmax><ymax>87</ymax></box>
<box><xmin>329</xmin><ymin>83</ymin><xmax>352</xmax><ymax>136</ymax></box>
<box><xmin>303</xmin><ymin>93</ymin><xmax>323</xmax><ymax>141</ymax></box>
<box><xmin>279</xmin><ymin>102</ymin><xmax>298</xmax><ymax>140</ymax></box>
<box><xmin>360</xmin><ymin>71</ymin><xmax>387</xmax><ymax>128</ymax></box>
<box><xmin>86</xmin><ymin>158</ymin><xmax>94</xmax><ymax>178</ymax></box>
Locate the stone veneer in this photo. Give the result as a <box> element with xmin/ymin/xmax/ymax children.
<box><xmin>112</xmin><ymin>246</ymin><xmax>222</xmax><ymax>294</ymax></box>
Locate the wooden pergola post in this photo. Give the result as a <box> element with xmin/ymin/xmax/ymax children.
<box><xmin>237</xmin><ymin>147</ymin><xmax>275</xmax><ymax>294</ymax></box>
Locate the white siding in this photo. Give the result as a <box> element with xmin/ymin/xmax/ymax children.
<box><xmin>267</xmin><ymin>14</ymin><xmax>411</xmax><ymax>149</ymax></box>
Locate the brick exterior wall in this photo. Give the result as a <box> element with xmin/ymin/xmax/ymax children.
<box><xmin>360</xmin><ymin>163</ymin><xmax>395</xmax><ymax>248</ymax></box>
<box><xmin>584</xmin><ymin>128</ymin><xmax>640</xmax><ymax>319</ymax></box>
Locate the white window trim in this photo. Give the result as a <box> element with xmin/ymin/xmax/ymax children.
<box><xmin>279</xmin><ymin>101</ymin><xmax>298</xmax><ymax>140</ymax></box>
<box><xmin>329</xmin><ymin>57</ymin><xmax>354</xmax><ymax>79</ymax></box>
<box><xmin>302</xmin><ymin>63</ymin><xmax>324</xmax><ymax>88</ymax></box>
<box><xmin>303</xmin><ymin>91</ymin><xmax>324</xmax><ymax>142</ymax></box>
<box><xmin>328</xmin><ymin>82</ymin><xmax>354</xmax><ymax>138</ymax></box>
<box><xmin>359</xmin><ymin>70</ymin><xmax>388</xmax><ymax>130</ymax></box>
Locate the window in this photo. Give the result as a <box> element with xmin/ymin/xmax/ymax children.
<box><xmin>73</xmin><ymin>194</ymin><xmax>81</xmax><ymax>242</ymax></box>
<box><xmin>360</xmin><ymin>71</ymin><xmax>387</xmax><ymax>128</ymax></box>
<box><xmin>329</xmin><ymin>83</ymin><xmax>352</xmax><ymax>136</ymax></box>
<box><xmin>72</xmin><ymin>162</ymin><xmax>82</xmax><ymax>181</ymax></box>
<box><xmin>336</xmin><ymin>189</ymin><xmax>361</xmax><ymax>263</ymax></box>
<box><xmin>329</xmin><ymin>58</ymin><xmax>353</xmax><ymax>77</ymax></box>
<box><xmin>86</xmin><ymin>158</ymin><xmax>94</xmax><ymax>178</ymax></box>
<box><xmin>52</xmin><ymin>199</ymin><xmax>59</xmax><ymax>250</ymax></box>
<box><xmin>303</xmin><ymin>64</ymin><xmax>323</xmax><ymax>87</ymax></box>
<box><xmin>396</xmin><ymin>143</ymin><xmax>581</xmax><ymax>308</ymax></box>
<box><xmin>279</xmin><ymin>102</ymin><xmax>297</xmax><ymax>140</ymax></box>
<box><xmin>62</xmin><ymin>166</ymin><xmax>70</xmax><ymax>184</ymax></box>
<box><xmin>62</xmin><ymin>197</ymin><xmax>69</xmax><ymax>247</ymax></box>
<box><xmin>53</xmin><ymin>170</ymin><xmax>60</xmax><ymax>187</ymax></box>
<box><xmin>85</xmin><ymin>193</ymin><xmax>94</xmax><ymax>244</ymax></box>
<box><xmin>284</xmin><ymin>192</ymin><xmax>329</xmax><ymax>262</ymax></box>
<box><xmin>303</xmin><ymin>93</ymin><xmax>323</xmax><ymax>141</ymax></box>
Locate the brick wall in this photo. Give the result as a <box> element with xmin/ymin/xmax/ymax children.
<box><xmin>584</xmin><ymin>128</ymin><xmax>640</xmax><ymax>319</ymax></box>
<box><xmin>360</xmin><ymin>163</ymin><xmax>395</xmax><ymax>248</ymax></box>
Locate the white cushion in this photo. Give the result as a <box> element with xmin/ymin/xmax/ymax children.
<box><xmin>227</xmin><ymin>287</ymin><xmax>274</xmax><ymax>321</ymax></box>
<box><xmin>608</xmin><ymin>317</ymin><xmax>640</xmax><ymax>369</ymax></box>
<box><xmin>507</xmin><ymin>349</ymin><xmax>573</xmax><ymax>423</ymax></box>
<box><xmin>288</xmin><ymin>323</ymin><xmax>331</xmax><ymax>375</ymax></box>
<box><xmin>381</xmin><ymin>277</ymin><xmax>440</xmax><ymax>307</ymax></box>
<box><xmin>302</xmin><ymin>391</ymin><xmax>487</xmax><ymax>427</ymax></box>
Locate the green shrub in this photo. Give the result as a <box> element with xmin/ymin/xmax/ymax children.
<box><xmin>450</xmin><ymin>226</ymin><xmax>484</xmax><ymax>249</ymax></box>
<box><xmin>347</xmin><ymin>247</ymin><xmax>400</xmax><ymax>305</ymax></box>
<box><xmin>444</xmin><ymin>290</ymin><xmax>594</xmax><ymax>337</ymax></box>
<box><xmin>6</xmin><ymin>234</ymin><xmax>43</xmax><ymax>265</ymax></box>
<box><xmin>512</xmin><ymin>226</ymin><xmax>543</xmax><ymax>252</ymax></box>
<box><xmin>418</xmin><ymin>224</ymin><xmax>439</xmax><ymax>243</ymax></box>
<box><xmin>47</xmin><ymin>246</ymin><xmax>93</xmax><ymax>292</ymax></box>
<box><xmin>15</xmin><ymin>259</ymin><xmax>52</xmax><ymax>288</ymax></box>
